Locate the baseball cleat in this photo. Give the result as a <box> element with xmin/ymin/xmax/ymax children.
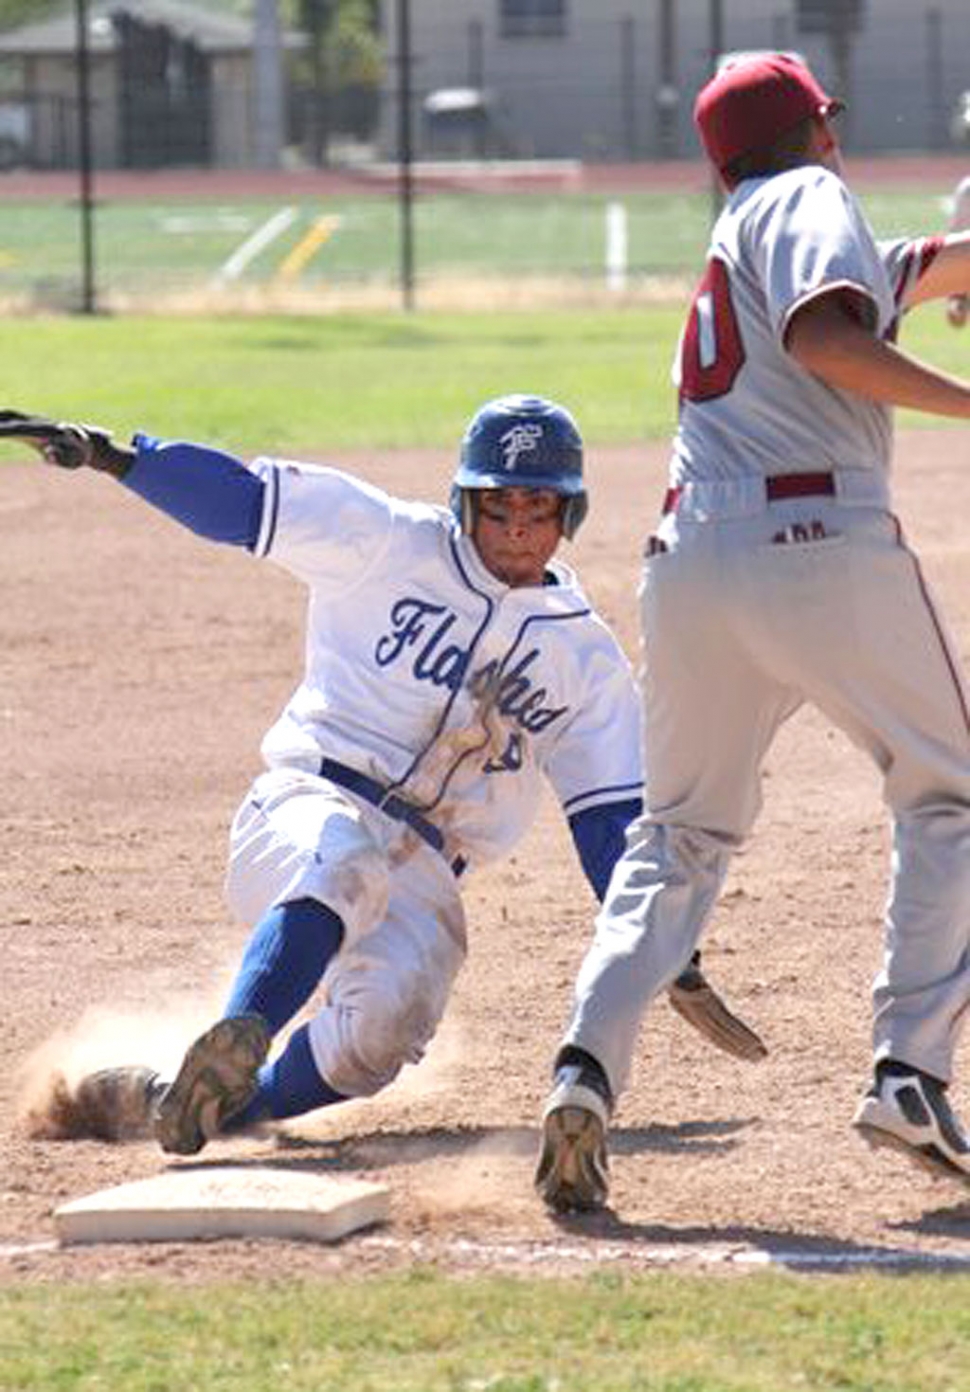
<box><xmin>852</xmin><ymin>1063</ymin><xmax>970</xmax><ymax>1186</ymax></box>
<box><xmin>42</xmin><ymin>1065</ymin><xmax>166</xmax><ymax>1142</ymax></box>
<box><xmin>534</xmin><ymin>1068</ymin><xmax>611</xmax><ymax>1213</ymax></box>
<box><xmin>154</xmin><ymin>1014</ymin><xmax>271</xmax><ymax>1156</ymax></box>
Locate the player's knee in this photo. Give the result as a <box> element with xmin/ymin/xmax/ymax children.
<box><xmin>619</xmin><ymin>818</ymin><xmax>735</xmax><ymax>887</ymax></box>
<box><xmin>666</xmin><ymin>821</ymin><xmax>738</xmax><ymax>868</ymax></box>
<box><xmin>317</xmin><ymin>982</ymin><xmax>437</xmax><ymax>1097</ymax></box>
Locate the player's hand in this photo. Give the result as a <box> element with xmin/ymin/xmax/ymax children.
<box><xmin>0</xmin><ymin>410</ymin><xmax>133</xmax><ymax>476</ymax></box>
<box><xmin>946</xmin><ymin>294</ymin><xmax>968</xmax><ymax>328</ymax></box>
<box><xmin>667</xmin><ymin>957</ymin><xmax>768</xmax><ymax>1062</ymax></box>
<box><xmin>0</xmin><ymin>410</ymin><xmax>95</xmax><ymax>468</ymax></box>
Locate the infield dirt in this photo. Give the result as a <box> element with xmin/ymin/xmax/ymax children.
<box><xmin>3</xmin><ymin>428</ymin><xmax>970</xmax><ymax>1282</ymax></box>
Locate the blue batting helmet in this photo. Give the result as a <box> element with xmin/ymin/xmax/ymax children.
<box><xmin>451</xmin><ymin>394</ymin><xmax>588</xmax><ymax>539</ymax></box>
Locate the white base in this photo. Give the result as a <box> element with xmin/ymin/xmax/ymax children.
<box><xmin>54</xmin><ymin>1166</ymin><xmax>390</xmax><ymax>1246</ymax></box>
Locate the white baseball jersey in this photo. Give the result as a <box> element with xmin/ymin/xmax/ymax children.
<box><xmin>246</xmin><ymin>460</ymin><xmax>642</xmax><ymax>872</ymax></box>
<box><xmin>116</xmin><ymin>430</ymin><xmax>644</xmax><ymax>1102</ymax></box>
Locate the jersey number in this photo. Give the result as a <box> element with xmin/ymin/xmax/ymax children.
<box><xmin>679</xmin><ymin>257</ymin><xmax>745</xmax><ymax>403</ymax></box>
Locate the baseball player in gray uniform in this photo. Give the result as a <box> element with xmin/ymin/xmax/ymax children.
<box><xmin>536</xmin><ymin>53</ymin><xmax>970</xmax><ymax>1212</ymax></box>
<box><xmin>3</xmin><ymin>395</ymin><xmax>758</xmax><ymax>1153</ymax></box>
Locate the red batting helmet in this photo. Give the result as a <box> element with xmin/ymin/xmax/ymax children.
<box><xmin>694</xmin><ymin>52</ymin><xmax>842</xmax><ymax>176</ymax></box>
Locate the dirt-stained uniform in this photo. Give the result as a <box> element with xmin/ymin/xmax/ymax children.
<box><xmin>3</xmin><ymin>395</ymin><xmax>764</xmax><ymax>1154</ymax></box>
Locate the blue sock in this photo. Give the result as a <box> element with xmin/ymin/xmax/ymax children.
<box><xmin>225</xmin><ymin>1022</ymin><xmax>345</xmax><ymax>1127</ymax></box>
<box><xmin>222</xmin><ymin>898</ymin><xmax>344</xmax><ymax>1035</ymax></box>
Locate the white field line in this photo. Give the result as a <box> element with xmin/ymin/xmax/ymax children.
<box><xmin>212</xmin><ymin>205</ymin><xmax>298</xmax><ymax>284</ymax></box>
<box><xmin>605</xmin><ymin>201</ymin><xmax>628</xmax><ymax>292</ymax></box>
<box><xmin>0</xmin><ymin>1240</ymin><xmax>57</xmax><ymax>1259</ymax></box>
<box><xmin>7</xmin><ymin>1229</ymin><xmax>970</xmax><ymax>1275</ymax></box>
<box><xmin>358</xmin><ymin>1233</ymin><xmax>970</xmax><ymax>1274</ymax></box>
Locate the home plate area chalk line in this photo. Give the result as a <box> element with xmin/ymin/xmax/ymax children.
<box><xmin>53</xmin><ymin>1166</ymin><xmax>390</xmax><ymax>1246</ymax></box>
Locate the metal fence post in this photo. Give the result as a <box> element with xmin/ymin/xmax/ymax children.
<box><xmin>396</xmin><ymin>0</ymin><xmax>415</xmax><ymax>311</ymax></box>
<box><xmin>253</xmin><ymin>0</ymin><xmax>285</xmax><ymax>169</ymax></box>
<box><xmin>708</xmin><ymin>0</ymin><xmax>724</xmax><ymax>224</ymax></box>
<box><xmin>74</xmin><ymin>0</ymin><xmax>97</xmax><ymax>315</ymax></box>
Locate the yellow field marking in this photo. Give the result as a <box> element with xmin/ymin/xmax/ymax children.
<box><xmin>276</xmin><ymin>214</ymin><xmax>342</xmax><ymax>281</ymax></box>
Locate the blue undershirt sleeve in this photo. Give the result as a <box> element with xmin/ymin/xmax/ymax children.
<box><xmin>120</xmin><ymin>434</ymin><xmax>265</xmax><ymax>549</ymax></box>
<box><xmin>568</xmin><ymin>796</ymin><xmax>642</xmax><ymax>902</ymax></box>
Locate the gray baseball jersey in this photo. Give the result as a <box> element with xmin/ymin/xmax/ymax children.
<box><xmin>951</xmin><ymin>175</ymin><xmax>970</xmax><ymax>232</ymax></box>
<box><xmin>560</xmin><ymin>164</ymin><xmax>970</xmax><ymax>1100</ymax></box>
<box><xmin>673</xmin><ymin>165</ymin><xmax>940</xmax><ymax>498</ymax></box>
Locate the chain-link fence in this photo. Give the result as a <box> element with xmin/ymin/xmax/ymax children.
<box><xmin>0</xmin><ymin>1</ymin><xmax>967</xmax><ymax>313</ymax></box>
<box><xmin>378</xmin><ymin>1</ymin><xmax>970</xmax><ymax>164</ymax></box>
<box><xmin>2</xmin><ymin>3</ymin><xmax>967</xmax><ymax>173</ymax></box>
<box><xmin>0</xmin><ymin>160</ymin><xmax>960</xmax><ymax>316</ymax></box>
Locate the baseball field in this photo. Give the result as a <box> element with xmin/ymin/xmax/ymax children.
<box><xmin>0</xmin><ymin>154</ymin><xmax>965</xmax><ymax>313</ymax></box>
<box><xmin>3</xmin><ymin>266</ymin><xmax>970</xmax><ymax>1381</ymax></box>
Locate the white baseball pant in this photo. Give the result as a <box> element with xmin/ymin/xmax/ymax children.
<box><xmin>225</xmin><ymin>766</ymin><xmax>466</xmax><ymax>1098</ymax></box>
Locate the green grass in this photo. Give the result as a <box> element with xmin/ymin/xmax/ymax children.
<box><xmin>0</xmin><ymin>184</ymin><xmax>955</xmax><ymax>302</ymax></box>
<box><xmin>0</xmin><ymin>307</ymin><xmax>685</xmax><ymax>451</ymax></box>
<box><xmin>0</xmin><ymin>298</ymin><xmax>963</xmax><ymax>458</ymax></box>
<box><xmin>3</xmin><ymin>1269</ymin><xmax>970</xmax><ymax>1391</ymax></box>
<box><xmin>0</xmin><ymin>193</ymin><xmax>714</xmax><ymax>292</ymax></box>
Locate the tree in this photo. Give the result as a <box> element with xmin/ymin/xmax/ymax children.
<box><xmin>0</xmin><ymin>0</ymin><xmax>62</xmax><ymax>31</ymax></box>
<box><xmin>290</xmin><ymin>0</ymin><xmax>380</xmax><ymax>163</ymax></box>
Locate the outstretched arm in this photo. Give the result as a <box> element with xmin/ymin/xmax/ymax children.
<box><xmin>899</xmin><ymin>230</ymin><xmax>970</xmax><ymax>311</ymax></box>
<box><xmin>786</xmin><ymin>289</ymin><xmax>970</xmax><ymax>417</ymax></box>
<box><xmin>123</xmin><ymin>436</ymin><xmax>264</xmax><ymax>547</ymax></box>
<box><xmin>0</xmin><ymin>411</ymin><xmax>265</xmax><ymax>548</ymax></box>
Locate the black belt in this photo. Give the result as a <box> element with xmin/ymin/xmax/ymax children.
<box><xmin>319</xmin><ymin>757</ymin><xmax>466</xmax><ymax>878</ymax></box>
<box><xmin>662</xmin><ymin>471</ymin><xmax>836</xmax><ymax>514</ymax></box>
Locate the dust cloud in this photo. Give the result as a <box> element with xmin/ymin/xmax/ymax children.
<box><xmin>15</xmin><ymin>993</ymin><xmax>225</xmax><ymax>1137</ymax></box>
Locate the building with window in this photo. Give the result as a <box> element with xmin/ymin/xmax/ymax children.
<box><xmin>500</xmin><ymin>1</ymin><xmax>568</xmax><ymax>39</ymax></box>
<box><xmin>0</xmin><ymin>0</ymin><xmax>298</xmax><ymax>170</ymax></box>
<box><xmin>377</xmin><ymin>0</ymin><xmax>970</xmax><ymax>161</ymax></box>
